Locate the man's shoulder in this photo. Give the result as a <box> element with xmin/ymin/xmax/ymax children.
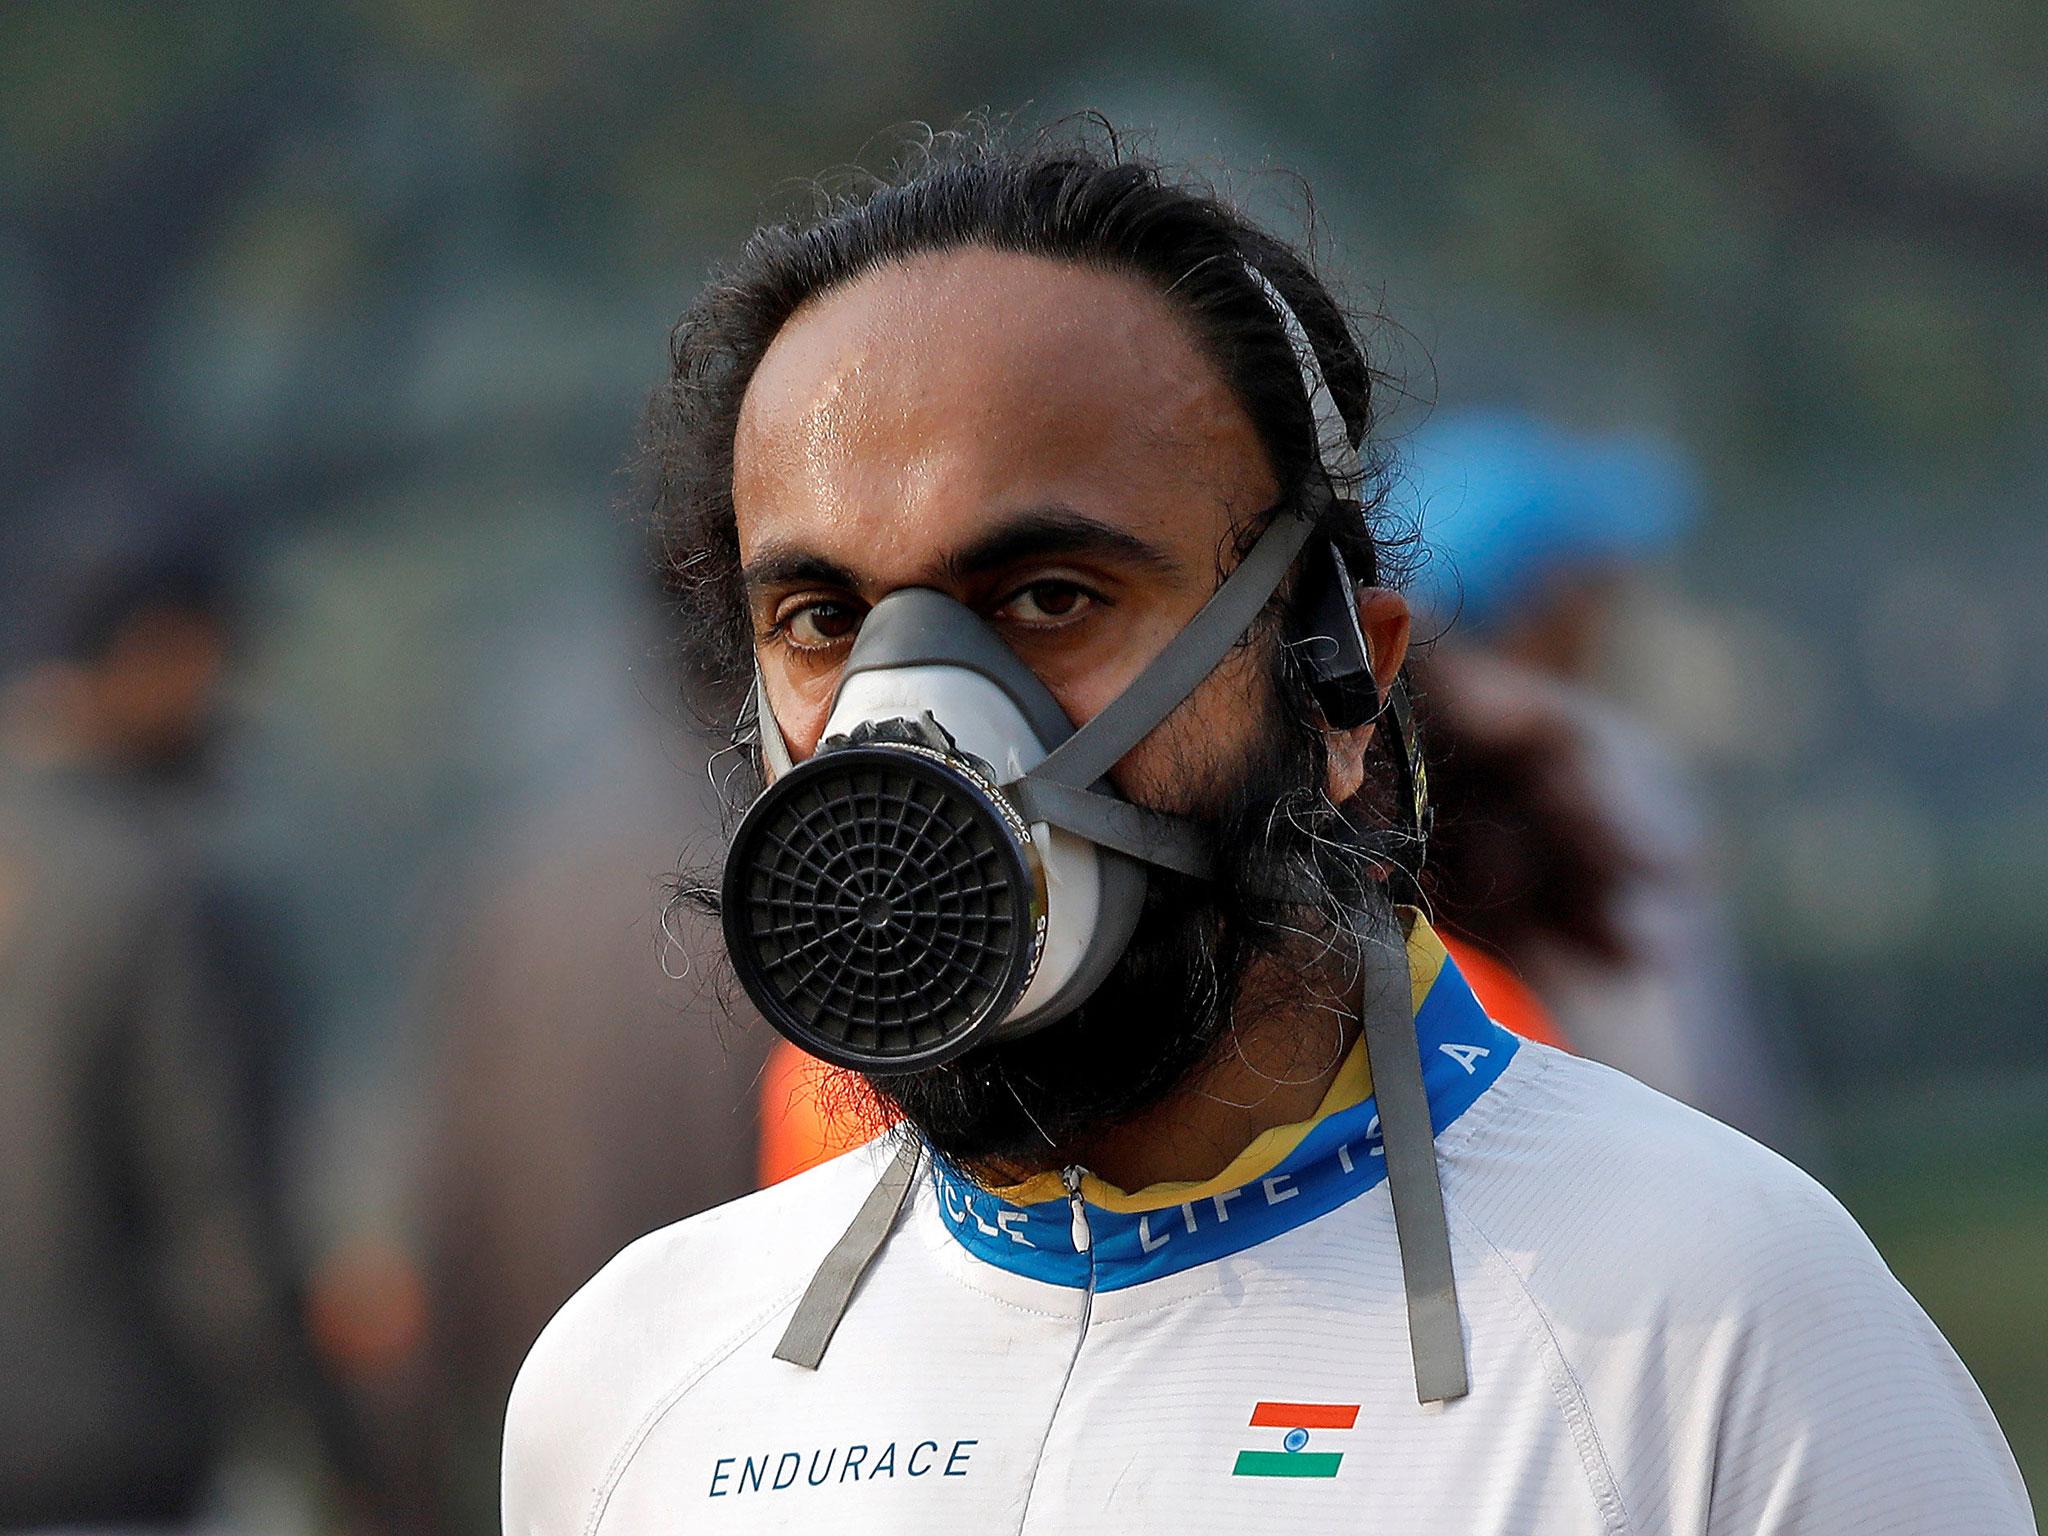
<box><xmin>501</xmin><ymin>1139</ymin><xmax>894</xmax><ymax>1533</ymax></box>
<box><xmin>1453</xmin><ymin>1042</ymin><xmax>1878</xmax><ymax>1316</ymax></box>
<box><xmin>1450</xmin><ymin>1046</ymin><xmax>2032</xmax><ymax>1529</ymax></box>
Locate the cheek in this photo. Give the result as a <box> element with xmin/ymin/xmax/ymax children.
<box><xmin>1022</xmin><ymin>600</ymin><xmax>1187</xmax><ymax>731</ymax></box>
<box><xmin>758</xmin><ymin>659</ymin><xmax>840</xmax><ymax>761</ymax></box>
<box><xmin>1110</xmin><ymin>641</ymin><xmax>1276</xmax><ymax>814</ymax></box>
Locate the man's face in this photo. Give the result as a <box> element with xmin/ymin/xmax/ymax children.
<box><xmin>729</xmin><ymin>247</ymin><xmax>1365</xmax><ymax>1173</ymax></box>
<box><xmin>733</xmin><ymin>246</ymin><xmax>1280</xmax><ymax>818</ymax></box>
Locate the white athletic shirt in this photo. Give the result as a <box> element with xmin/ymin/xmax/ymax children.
<box><xmin>502</xmin><ymin>921</ymin><xmax>2034</xmax><ymax>1534</ymax></box>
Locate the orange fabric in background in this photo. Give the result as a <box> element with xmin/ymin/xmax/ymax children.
<box><xmin>756</xmin><ymin>1038</ymin><xmax>889</xmax><ymax>1186</ymax></box>
<box><xmin>755</xmin><ymin>931</ymin><xmax>1565</xmax><ymax>1187</ymax></box>
<box><xmin>1440</xmin><ymin>932</ymin><xmax>1566</xmax><ymax>1050</ymax></box>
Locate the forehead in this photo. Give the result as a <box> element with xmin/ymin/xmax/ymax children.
<box><xmin>731</xmin><ymin>246</ymin><xmax>1272</xmax><ymax>575</ymax></box>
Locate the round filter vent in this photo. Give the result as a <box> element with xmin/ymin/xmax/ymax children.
<box><xmin>722</xmin><ymin>745</ymin><xmax>1040</xmax><ymax>1073</ymax></box>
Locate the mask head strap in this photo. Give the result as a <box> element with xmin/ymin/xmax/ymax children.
<box><xmin>1241</xmin><ymin>264</ymin><xmax>1432</xmax><ymax>885</ymax></box>
<box><xmin>1019</xmin><ymin>501</ymin><xmax>1315</xmax><ymax>796</ymax></box>
<box><xmin>1244</xmin><ymin>261</ymin><xmax>1464</xmax><ymax>1405</ymax></box>
<box><xmin>1240</xmin><ymin>264</ymin><xmax>1366</xmax><ymax>497</ymax></box>
<box><xmin>1004</xmin><ymin>269</ymin><xmax>1372</xmax><ymax>859</ymax></box>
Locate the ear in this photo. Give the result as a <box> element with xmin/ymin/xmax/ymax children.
<box><xmin>1324</xmin><ymin>588</ymin><xmax>1411</xmax><ymax>805</ymax></box>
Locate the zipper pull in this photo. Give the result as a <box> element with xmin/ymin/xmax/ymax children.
<box><xmin>1061</xmin><ymin>1165</ymin><xmax>1092</xmax><ymax>1253</ymax></box>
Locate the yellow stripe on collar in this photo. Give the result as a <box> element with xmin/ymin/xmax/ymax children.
<box><xmin>994</xmin><ymin>911</ymin><xmax>1449</xmax><ymax>1214</ymax></box>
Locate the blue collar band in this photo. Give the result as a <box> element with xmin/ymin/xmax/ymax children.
<box><xmin>929</xmin><ymin>951</ymin><xmax>1519</xmax><ymax>1292</ymax></box>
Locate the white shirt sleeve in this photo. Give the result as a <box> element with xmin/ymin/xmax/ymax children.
<box><xmin>1689</xmin><ymin>1195</ymin><xmax>2034</xmax><ymax>1535</ymax></box>
<box><xmin>1451</xmin><ymin>1052</ymin><xmax>2035</xmax><ymax>1534</ymax></box>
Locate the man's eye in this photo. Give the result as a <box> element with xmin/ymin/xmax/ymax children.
<box><xmin>784</xmin><ymin>601</ymin><xmax>863</xmax><ymax>648</ymax></box>
<box><xmin>995</xmin><ymin>581</ymin><xmax>1096</xmax><ymax>625</ymax></box>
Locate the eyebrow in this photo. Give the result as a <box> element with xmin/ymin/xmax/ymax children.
<box><xmin>741</xmin><ymin>504</ymin><xmax>1182</xmax><ymax>597</ymax></box>
<box><xmin>947</xmin><ymin>506</ymin><xmax>1180</xmax><ymax>583</ymax></box>
<box><xmin>740</xmin><ymin>548</ymin><xmax>862</xmax><ymax>595</ymax></box>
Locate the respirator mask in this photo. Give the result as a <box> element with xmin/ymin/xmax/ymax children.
<box><xmin>720</xmin><ymin>268</ymin><xmax>1421</xmax><ymax>1078</ymax></box>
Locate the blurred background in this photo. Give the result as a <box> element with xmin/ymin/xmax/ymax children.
<box><xmin>2</xmin><ymin>1</ymin><xmax>2042</xmax><ymax>1529</ymax></box>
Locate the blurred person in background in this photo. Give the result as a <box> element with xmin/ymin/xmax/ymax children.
<box><xmin>413</xmin><ymin>585</ymin><xmax>772</xmax><ymax>1532</ymax></box>
<box><xmin>1406</xmin><ymin>408</ymin><xmax>1814</xmax><ymax>1158</ymax></box>
<box><xmin>0</xmin><ymin>500</ymin><xmax>375</xmax><ymax>1532</ymax></box>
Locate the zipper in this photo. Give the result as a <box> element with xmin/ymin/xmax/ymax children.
<box><xmin>1014</xmin><ymin>1167</ymin><xmax>1096</xmax><ymax>1535</ymax></box>
<box><xmin>1060</xmin><ymin>1163</ymin><xmax>1096</xmax><ymax>1347</ymax></box>
<box><xmin>1063</xmin><ymin>1165</ymin><xmax>1093</xmax><ymax>1265</ymax></box>
<box><xmin>1061</xmin><ymin>1164</ymin><xmax>1097</xmax><ymax>1333</ymax></box>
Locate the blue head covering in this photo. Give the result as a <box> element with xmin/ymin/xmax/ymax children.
<box><xmin>1407</xmin><ymin>409</ymin><xmax>1700</xmax><ymax>635</ymax></box>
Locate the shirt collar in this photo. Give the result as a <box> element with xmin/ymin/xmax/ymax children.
<box><xmin>926</xmin><ymin>915</ymin><xmax>1521</xmax><ymax>1292</ymax></box>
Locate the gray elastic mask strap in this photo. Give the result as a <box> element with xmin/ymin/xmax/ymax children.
<box><xmin>772</xmin><ymin>1138</ymin><xmax>922</xmax><ymax>1370</ymax></box>
<box><xmin>1358</xmin><ymin>934</ymin><xmax>1469</xmax><ymax>1405</ymax></box>
<box><xmin>1026</xmin><ymin>505</ymin><xmax>1316</xmax><ymax>794</ymax></box>
<box><xmin>1240</xmin><ymin>263</ymin><xmax>1365</xmax><ymax>497</ymax></box>
<box><xmin>1006</xmin><ymin>778</ymin><xmax>1213</xmax><ymax>879</ymax></box>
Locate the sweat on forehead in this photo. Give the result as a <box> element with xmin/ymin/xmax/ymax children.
<box><xmin>729</xmin><ymin>246</ymin><xmax>1277</xmax><ymax>574</ymax></box>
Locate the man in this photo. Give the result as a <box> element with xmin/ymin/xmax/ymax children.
<box><xmin>502</xmin><ymin>132</ymin><xmax>2034</xmax><ymax>1533</ymax></box>
<box><xmin>419</xmin><ymin>592</ymin><xmax>769</xmax><ymax>1529</ymax></box>
<box><xmin>1408</xmin><ymin>408</ymin><xmax>1813</xmax><ymax>1156</ymax></box>
<box><xmin>0</xmin><ymin>511</ymin><xmax>371</xmax><ymax>1527</ymax></box>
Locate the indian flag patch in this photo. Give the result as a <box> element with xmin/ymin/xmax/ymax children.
<box><xmin>1232</xmin><ymin>1401</ymin><xmax>1358</xmax><ymax>1478</ymax></box>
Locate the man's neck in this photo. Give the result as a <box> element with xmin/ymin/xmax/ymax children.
<box><xmin>1061</xmin><ymin>947</ymin><xmax>1366</xmax><ymax>1193</ymax></box>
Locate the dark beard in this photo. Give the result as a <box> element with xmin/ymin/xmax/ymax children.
<box><xmin>865</xmin><ymin>863</ymin><xmax>1241</xmax><ymax>1179</ymax></box>
<box><xmin>862</xmin><ymin>667</ymin><xmax>1391</xmax><ymax>1181</ymax></box>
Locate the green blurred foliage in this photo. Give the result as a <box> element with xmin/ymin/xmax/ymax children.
<box><xmin>5</xmin><ymin>0</ymin><xmax>2045</xmax><ymax>493</ymax></box>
